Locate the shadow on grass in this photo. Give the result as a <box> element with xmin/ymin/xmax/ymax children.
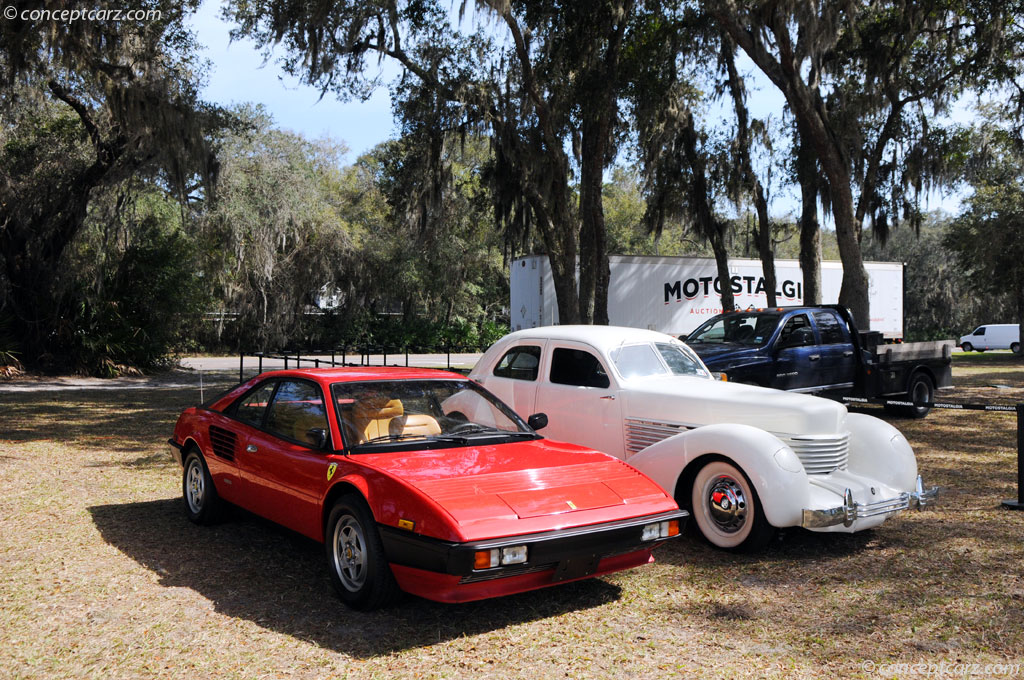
<box><xmin>89</xmin><ymin>499</ymin><xmax>621</xmax><ymax>657</ymax></box>
<box><xmin>0</xmin><ymin>388</ymin><xmax>222</xmax><ymax>456</ymax></box>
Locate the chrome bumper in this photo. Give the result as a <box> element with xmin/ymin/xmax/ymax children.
<box><xmin>801</xmin><ymin>475</ymin><xmax>939</xmax><ymax>529</ymax></box>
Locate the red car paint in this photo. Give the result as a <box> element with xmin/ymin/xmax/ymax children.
<box><xmin>170</xmin><ymin>366</ymin><xmax>686</xmax><ymax>606</ymax></box>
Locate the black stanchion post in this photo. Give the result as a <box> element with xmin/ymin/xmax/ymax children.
<box><xmin>1002</xmin><ymin>403</ymin><xmax>1024</xmax><ymax>510</ymax></box>
<box><xmin>239</xmin><ymin>353</ymin><xmax>244</xmax><ymax>383</ymax></box>
<box><xmin>258</xmin><ymin>354</ymin><xmax>263</xmax><ymax>374</ymax></box>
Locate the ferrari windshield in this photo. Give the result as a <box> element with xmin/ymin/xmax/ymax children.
<box><xmin>610</xmin><ymin>342</ymin><xmax>710</xmax><ymax>380</ymax></box>
<box><xmin>332</xmin><ymin>379</ymin><xmax>535</xmax><ymax>450</ymax></box>
<box><xmin>686</xmin><ymin>312</ymin><xmax>781</xmax><ymax>347</ymax></box>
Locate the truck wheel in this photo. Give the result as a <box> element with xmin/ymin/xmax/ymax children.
<box><xmin>887</xmin><ymin>372</ymin><xmax>934</xmax><ymax>419</ymax></box>
<box><xmin>689</xmin><ymin>460</ymin><xmax>774</xmax><ymax>552</ymax></box>
<box><xmin>1012</xmin><ymin>342</ymin><xmax>1020</xmax><ymax>355</ymax></box>
<box><xmin>961</xmin><ymin>342</ymin><xmax>973</xmax><ymax>352</ymax></box>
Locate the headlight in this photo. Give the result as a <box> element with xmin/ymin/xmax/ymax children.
<box><xmin>473</xmin><ymin>545</ymin><xmax>529</xmax><ymax>569</ymax></box>
<box><xmin>642</xmin><ymin>519</ymin><xmax>680</xmax><ymax>541</ymax></box>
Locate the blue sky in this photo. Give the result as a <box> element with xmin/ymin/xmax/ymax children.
<box><xmin>188</xmin><ymin>2</ymin><xmax>962</xmax><ymax>216</ymax></box>
<box><xmin>188</xmin><ymin>1</ymin><xmax>397</xmax><ymax>161</ymax></box>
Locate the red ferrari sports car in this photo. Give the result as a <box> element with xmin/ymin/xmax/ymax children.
<box><xmin>169</xmin><ymin>367</ymin><xmax>687</xmax><ymax>610</ymax></box>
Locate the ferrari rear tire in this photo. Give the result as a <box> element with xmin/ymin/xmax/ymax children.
<box><xmin>182</xmin><ymin>450</ymin><xmax>221</xmax><ymax>525</ymax></box>
<box><xmin>326</xmin><ymin>494</ymin><xmax>400</xmax><ymax>610</ymax></box>
<box><xmin>690</xmin><ymin>460</ymin><xmax>774</xmax><ymax>552</ymax></box>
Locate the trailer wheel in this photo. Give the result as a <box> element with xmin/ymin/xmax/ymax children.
<box><xmin>886</xmin><ymin>372</ymin><xmax>933</xmax><ymax>419</ymax></box>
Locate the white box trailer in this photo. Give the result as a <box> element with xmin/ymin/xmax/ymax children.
<box><xmin>510</xmin><ymin>254</ymin><xmax>904</xmax><ymax>338</ymax></box>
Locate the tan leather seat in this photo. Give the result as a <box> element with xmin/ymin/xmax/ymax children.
<box><xmin>351</xmin><ymin>397</ymin><xmax>405</xmax><ymax>443</ymax></box>
<box><xmin>397</xmin><ymin>414</ymin><xmax>441</xmax><ymax>437</ymax></box>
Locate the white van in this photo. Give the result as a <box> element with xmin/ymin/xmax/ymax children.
<box><xmin>959</xmin><ymin>324</ymin><xmax>1020</xmax><ymax>352</ymax></box>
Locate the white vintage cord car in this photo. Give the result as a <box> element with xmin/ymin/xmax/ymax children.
<box><xmin>471</xmin><ymin>326</ymin><xmax>938</xmax><ymax>550</ymax></box>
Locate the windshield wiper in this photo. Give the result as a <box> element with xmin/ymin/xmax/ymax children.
<box><xmin>362</xmin><ymin>433</ymin><xmax>428</xmax><ymax>444</ymax></box>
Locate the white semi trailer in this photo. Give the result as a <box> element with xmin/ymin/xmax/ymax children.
<box><xmin>510</xmin><ymin>254</ymin><xmax>905</xmax><ymax>338</ymax></box>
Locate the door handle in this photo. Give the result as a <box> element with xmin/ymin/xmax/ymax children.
<box><xmin>246</xmin><ymin>444</ymin><xmax>258</xmax><ymax>453</ymax></box>
<box><xmin>809</xmin><ymin>355</ymin><xmax>821</xmax><ymax>361</ymax></box>
<box><xmin>600</xmin><ymin>395</ymin><xmax>616</xmax><ymax>400</ymax></box>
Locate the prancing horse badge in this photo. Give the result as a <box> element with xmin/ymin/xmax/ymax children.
<box><xmin>326</xmin><ymin>462</ymin><xmax>338</xmax><ymax>481</ymax></box>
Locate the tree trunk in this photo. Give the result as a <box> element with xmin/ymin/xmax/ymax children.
<box><xmin>714</xmin><ymin>10</ymin><xmax>871</xmax><ymax>326</ymax></box>
<box><xmin>579</xmin><ymin>117</ymin><xmax>611</xmax><ymax>325</ymax></box>
<box><xmin>679</xmin><ymin>109</ymin><xmax>735</xmax><ymax>312</ymax></box>
<box><xmin>797</xmin><ymin>134</ymin><xmax>822</xmax><ymax>305</ymax></box>
<box><xmin>752</xmin><ymin>183</ymin><xmax>776</xmax><ymax>307</ymax></box>
<box><xmin>824</xmin><ymin>164</ymin><xmax>871</xmax><ymax>325</ymax></box>
<box><xmin>710</xmin><ymin>234</ymin><xmax>735</xmax><ymax>313</ymax></box>
<box><xmin>722</xmin><ymin>33</ymin><xmax>775</xmax><ymax>307</ymax></box>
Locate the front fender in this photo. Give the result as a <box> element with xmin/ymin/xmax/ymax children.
<box><xmin>845</xmin><ymin>413</ymin><xmax>918</xmax><ymax>491</ymax></box>
<box><xmin>627</xmin><ymin>423</ymin><xmax>810</xmax><ymax>529</ymax></box>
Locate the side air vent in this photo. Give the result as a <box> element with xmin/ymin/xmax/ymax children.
<box><xmin>209</xmin><ymin>426</ymin><xmax>238</xmax><ymax>462</ymax></box>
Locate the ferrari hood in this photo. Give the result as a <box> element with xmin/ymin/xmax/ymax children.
<box><xmin>359</xmin><ymin>439</ymin><xmax>676</xmax><ymax>539</ymax></box>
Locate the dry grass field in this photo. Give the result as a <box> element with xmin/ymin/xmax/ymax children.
<box><xmin>2</xmin><ymin>355</ymin><xmax>1023</xmax><ymax>679</ymax></box>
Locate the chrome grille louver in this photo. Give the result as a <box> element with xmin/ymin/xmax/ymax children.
<box><xmin>775</xmin><ymin>432</ymin><xmax>850</xmax><ymax>474</ymax></box>
<box><xmin>625</xmin><ymin>418</ymin><xmax>690</xmax><ymax>454</ymax></box>
<box><xmin>624</xmin><ymin>417</ymin><xmax>849</xmax><ymax>476</ymax></box>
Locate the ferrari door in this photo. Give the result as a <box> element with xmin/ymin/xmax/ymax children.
<box><xmin>236</xmin><ymin>378</ymin><xmax>331</xmax><ymax>540</ymax></box>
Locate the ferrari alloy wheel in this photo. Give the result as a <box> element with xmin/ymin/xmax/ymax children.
<box><xmin>690</xmin><ymin>460</ymin><xmax>773</xmax><ymax>551</ymax></box>
<box><xmin>182</xmin><ymin>450</ymin><xmax>220</xmax><ymax>525</ymax></box>
<box><xmin>333</xmin><ymin>515</ymin><xmax>368</xmax><ymax>591</ymax></box>
<box><xmin>325</xmin><ymin>494</ymin><xmax>400</xmax><ymax>610</ymax></box>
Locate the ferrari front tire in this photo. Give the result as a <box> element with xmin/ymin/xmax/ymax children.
<box><xmin>690</xmin><ymin>460</ymin><xmax>774</xmax><ymax>551</ymax></box>
<box><xmin>182</xmin><ymin>450</ymin><xmax>221</xmax><ymax>525</ymax></box>
<box><xmin>326</xmin><ymin>494</ymin><xmax>400</xmax><ymax>610</ymax></box>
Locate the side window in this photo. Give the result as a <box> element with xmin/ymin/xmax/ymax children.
<box><xmin>778</xmin><ymin>314</ymin><xmax>814</xmax><ymax>348</ymax></box>
<box><xmin>550</xmin><ymin>347</ymin><xmax>610</xmax><ymax>388</ymax></box>
<box><xmin>235</xmin><ymin>381</ymin><xmax>277</xmax><ymax>428</ymax></box>
<box><xmin>813</xmin><ymin>311</ymin><xmax>849</xmax><ymax>345</ymax></box>
<box><xmin>974</xmin><ymin>327</ymin><xmax>986</xmax><ymax>336</ymax></box>
<box><xmin>266</xmin><ymin>380</ymin><xmax>328</xmax><ymax>446</ymax></box>
<box><xmin>493</xmin><ymin>345</ymin><xmax>542</xmax><ymax>381</ymax></box>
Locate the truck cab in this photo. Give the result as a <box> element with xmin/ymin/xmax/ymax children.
<box><xmin>684</xmin><ymin>305</ymin><xmax>953</xmax><ymax>418</ymax></box>
<box><xmin>683</xmin><ymin>307</ymin><xmax>858</xmax><ymax>394</ymax></box>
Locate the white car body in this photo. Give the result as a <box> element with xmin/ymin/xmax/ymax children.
<box><xmin>959</xmin><ymin>324</ymin><xmax>1020</xmax><ymax>352</ymax></box>
<box><xmin>471</xmin><ymin>325</ymin><xmax>937</xmax><ymax>550</ymax></box>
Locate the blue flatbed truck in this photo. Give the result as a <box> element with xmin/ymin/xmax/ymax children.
<box><xmin>683</xmin><ymin>305</ymin><xmax>954</xmax><ymax>418</ymax></box>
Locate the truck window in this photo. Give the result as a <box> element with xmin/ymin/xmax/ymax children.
<box><xmin>550</xmin><ymin>348</ymin><xmax>611</xmax><ymax>388</ymax></box>
<box><xmin>813</xmin><ymin>311</ymin><xmax>849</xmax><ymax>345</ymax></box>
<box><xmin>493</xmin><ymin>346</ymin><xmax>541</xmax><ymax>381</ymax></box>
<box><xmin>778</xmin><ymin>314</ymin><xmax>813</xmax><ymax>347</ymax></box>
<box><xmin>973</xmin><ymin>327</ymin><xmax>986</xmax><ymax>336</ymax></box>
